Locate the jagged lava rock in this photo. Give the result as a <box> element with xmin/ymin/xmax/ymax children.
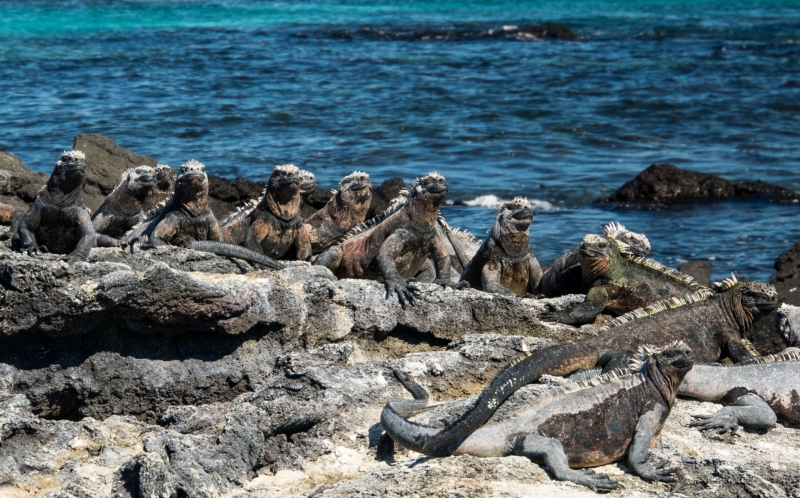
<box><xmin>0</xmin><ymin>152</ymin><xmax>48</xmax><ymax>208</ymax></box>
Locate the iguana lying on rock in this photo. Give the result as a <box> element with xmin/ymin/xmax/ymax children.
<box><xmin>459</xmin><ymin>197</ymin><xmax>542</xmax><ymax>296</ymax></box>
<box><xmin>91</xmin><ymin>165</ymin><xmax>157</xmax><ymax>238</ymax></box>
<box><xmin>383</xmin><ymin>342</ymin><xmax>695</xmax><ymax>489</ymax></box>
<box><xmin>220</xmin><ymin>164</ymin><xmax>311</xmax><ymax>260</ymax></box>
<box><xmin>380</xmin><ymin>276</ymin><xmax>778</xmax><ymax>455</ymax></box>
<box><xmin>540</xmin><ymin>226</ymin><xmax>706</xmax><ymax>325</ymax></box>
<box><xmin>122</xmin><ymin>160</ymin><xmax>284</xmax><ymax>270</ymax></box>
<box><xmin>315</xmin><ymin>172</ymin><xmax>461</xmax><ymax>306</ymax></box>
<box><xmin>299</xmin><ymin>169</ymin><xmax>317</xmax><ymax>197</ymax></box>
<box><xmin>538</xmin><ymin>222</ymin><xmax>650</xmax><ymax>298</ymax></box>
<box><xmin>305</xmin><ymin>171</ymin><xmax>372</xmax><ymax>254</ymax></box>
<box><xmin>13</xmin><ymin>151</ymin><xmax>118</xmax><ymax>261</ymax></box>
<box><xmin>142</xmin><ymin>163</ymin><xmax>174</xmax><ymax>213</ymax></box>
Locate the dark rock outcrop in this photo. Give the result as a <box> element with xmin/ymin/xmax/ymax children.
<box><xmin>595</xmin><ymin>163</ymin><xmax>800</xmax><ymax>208</ymax></box>
<box><xmin>0</xmin><ymin>152</ymin><xmax>48</xmax><ymax>208</ymax></box>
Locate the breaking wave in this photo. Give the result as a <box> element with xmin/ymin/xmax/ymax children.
<box><xmin>457</xmin><ymin>195</ymin><xmax>554</xmax><ymax>210</ymax></box>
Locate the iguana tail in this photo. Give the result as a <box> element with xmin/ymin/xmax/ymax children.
<box><xmin>381</xmin><ymin>342</ymin><xmax>593</xmax><ymax>456</ymax></box>
<box><xmin>188</xmin><ymin>240</ymin><xmax>286</xmax><ymax>270</ymax></box>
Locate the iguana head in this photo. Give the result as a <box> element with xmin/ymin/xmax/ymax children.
<box><xmin>299</xmin><ymin>170</ymin><xmax>317</xmax><ymax>196</ymax></box>
<box><xmin>125</xmin><ymin>166</ymin><xmax>157</xmax><ymax>195</ymax></box>
<box><xmin>154</xmin><ymin>163</ymin><xmax>174</xmax><ymax>190</ymax></box>
<box><xmin>738</xmin><ymin>279</ymin><xmax>780</xmax><ymax>315</ymax></box>
<box><xmin>491</xmin><ymin>197</ymin><xmax>533</xmax><ymax>255</ymax></box>
<box><xmin>174</xmin><ymin>159</ymin><xmax>209</xmax><ymax>213</ymax></box>
<box><xmin>602</xmin><ymin>222</ymin><xmax>651</xmax><ymax>258</ymax></box>
<box><xmin>49</xmin><ymin>150</ymin><xmax>86</xmax><ymax>194</ymax></box>
<box><xmin>337</xmin><ymin>171</ymin><xmax>372</xmax><ymax>205</ymax></box>
<box><xmin>580</xmin><ymin>234</ymin><xmax>613</xmax><ymax>282</ymax></box>
<box><xmin>268</xmin><ymin>164</ymin><xmax>301</xmax><ymax>202</ymax></box>
<box><xmin>632</xmin><ymin>341</ymin><xmax>695</xmax><ymax>403</ymax></box>
<box><xmin>776</xmin><ymin>304</ymin><xmax>800</xmax><ymax>348</ymax></box>
<box><xmin>407</xmin><ymin>172</ymin><xmax>448</xmax><ymax>216</ymax></box>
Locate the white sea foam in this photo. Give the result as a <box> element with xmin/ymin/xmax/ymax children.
<box><xmin>461</xmin><ymin>194</ymin><xmax>553</xmax><ymax>210</ymax></box>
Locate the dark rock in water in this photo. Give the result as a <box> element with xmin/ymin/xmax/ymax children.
<box><xmin>595</xmin><ymin>163</ymin><xmax>799</xmax><ymax>207</ymax></box>
<box><xmin>207</xmin><ymin>174</ymin><xmax>267</xmax><ymax>220</ymax></box>
<box><xmin>323</xmin><ymin>23</ymin><xmax>577</xmax><ymax>42</ymax></box>
<box><xmin>678</xmin><ymin>261</ymin><xmax>712</xmax><ymax>288</ymax></box>
<box><xmin>306</xmin><ymin>186</ymin><xmax>334</xmax><ymax>210</ymax></box>
<box><xmin>367</xmin><ymin>177</ymin><xmax>406</xmax><ymax>219</ymax></box>
<box><xmin>770</xmin><ymin>240</ymin><xmax>800</xmax><ymax>306</ymax></box>
<box><xmin>73</xmin><ymin>133</ymin><xmax>159</xmax><ymax>210</ymax></box>
<box><xmin>0</xmin><ymin>152</ymin><xmax>48</xmax><ymax>207</ymax></box>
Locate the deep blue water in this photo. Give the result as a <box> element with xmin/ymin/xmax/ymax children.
<box><xmin>2</xmin><ymin>1</ymin><xmax>799</xmax><ymax>280</ymax></box>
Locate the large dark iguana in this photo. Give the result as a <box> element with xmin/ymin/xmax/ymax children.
<box><xmin>383</xmin><ymin>342</ymin><xmax>695</xmax><ymax>489</ymax></box>
<box><xmin>220</xmin><ymin>164</ymin><xmax>311</xmax><ymax>261</ymax></box>
<box><xmin>459</xmin><ymin>197</ymin><xmax>542</xmax><ymax>296</ymax></box>
<box><xmin>315</xmin><ymin>173</ymin><xmax>461</xmax><ymax>306</ymax></box>
<box><xmin>539</xmin><ymin>228</ymin><xmax>707</xmax><ymax>326</ymax></box>
<box><xmin>304</xmin><ymin>171</ymin><xmax>372</xmax><ymax>254</ymax></box>
<box><xmin>13</xmin><ymin>151</ymin><xmax>118</xmax><ymax>262</ymax></box>
<box><xmin>92</xmin><ymin>165</ymin><xmax>157</xmax><ymax>238</ymax></box>
<box><xmin>538</xmin><ymin>222</ymin><xmax>650</xmax><ymax>298</ymax></box>
<box><xmin>379</xmin><ymin>276</ymin><xmax>778</xmax><ymax>456</ymax></box>
<box><xmin>142</xmin><ymin>163</ymin><xmax>174</xmax><ymax>213</ymax></box>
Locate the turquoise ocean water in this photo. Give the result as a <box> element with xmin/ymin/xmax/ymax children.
<box><xmin>2</xmin><ymin>1</ymin><xmax>799</xmax><ymax>279</ymax></box>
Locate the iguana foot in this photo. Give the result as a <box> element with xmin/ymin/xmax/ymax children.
<box><xmin>23</xmin><ymin>244</ymin><xmax>48</xmax><ymax>256</ymax></box>
<box><xmin>538</xmin><ymin>309</ymin><xmax>580</xmax><ymax>326</ymax></box>
<box><xmin>385</xmin><ymin>278</ymin><xmax>419</xmax><ymax>308</ymax></box>
<box><xmin>631</xmin><ymin>458</ymin><xmax>677</xmax><ymax>483</ymax></box>
<box><xmin>434</xmin><ymin>278</ymin><xmax>468</xmax><ymax>290</ymax></box>
<box><xmin>689</xmin><ymin>409</ymin><xmax>739</xmax><ymax>433</ymax></box>
<box><xmin>62</xmin><ymin>253</ymin><xmax>87</xmax><ymax>264</ymax></box>
<box><xmin>554</xmin><ymin>468</ymin><xmax>619</xmax><ymax>491</ymax></box>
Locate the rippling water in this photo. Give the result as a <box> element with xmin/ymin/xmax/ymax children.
<box><xmin>2</xmin><ymin>1</ymin><xmax>799</xmax><ymax>279</ymax></box>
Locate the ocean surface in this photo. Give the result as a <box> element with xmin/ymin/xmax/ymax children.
<box><xmin>2</xmin><ymin>0</ymin><xmax>799</xmax><ymax>280</ymax></box>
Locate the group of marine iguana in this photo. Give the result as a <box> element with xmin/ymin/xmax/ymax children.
<box><xmin>1</xmin><ymin>149</ymin><xmax>799</xmax><ymax>492</ymax></box>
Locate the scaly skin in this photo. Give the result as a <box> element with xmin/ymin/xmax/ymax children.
<box><xmin>540</xmin><ymin>231</ymin><xmax>705</xmax><ymax>326</ymax></box>
<box><xmin>305</xmin><ymin>171</ymin><xmax>372</xmax><ymax>254</ymax></box>
<box><xmin>459</xmin><ymin>197</ymin><xmax>542</xmax><ymax>296</ymax></box>
<box><xmin>13</xmin><ymin>150</ymin><xmax>109</xmax><ymax>262</ymax></box>
<box><xmin>123</xmin><ymin>160</ymin><xmax>222</xmax><ymax>247</ymax></box>
<box><xmin>92</xmin><ymin>165</ymin><xmax>157</xmax><ymax>238</ymax></box>
<box><xmin>379</xmin><ymin>277</ymin><xmax>778</xmax><ymax>455</ymax></box>
<box><xmin>383</xmin><ymin>343</ymin><xmax>695</xmax><ymax>490</ymax></box>
<box><xmin>220</xmin><ymin>164</ymin><xmax>311</xmax><ymax>261</ymax></box>
<box><xmin>538</xmin><ymin>223</ymin><xmax>650</xmax><ymax>298</ymax></box>
<box><xmin>315</xmin><ymin>173</ymin><xmax>459</xmax><ymax>307</ymax></box>
<box><xmin>142</xmin><ymin>163</ymin><xmax>175</xmax><ymax>213</ymax></box>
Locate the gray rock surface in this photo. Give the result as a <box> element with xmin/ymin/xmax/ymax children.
<box><xmin>678</xmin><ymin>261</ymin><xmax>712</xmax><ymax>288</ymax></box>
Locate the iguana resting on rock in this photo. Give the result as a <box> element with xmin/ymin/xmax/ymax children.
<box><xmin>775</xmin><ymin>302</ymin><xmax>800</xmax><ymax>349</ymax></box>
<box><xmin>13</xmin><ymin>151</ymin><xmax>118</xmax><ymax>261</ymax></box>
<box><xmin>142</xmin><ymin>163</ymin><xmax>174</xmax><ymax>213</ymax></box>
<box><xmin>380</xmin><ymin>276</ymin><xmax>778</xmax><ymax>455</ymax></box>
<box><xmin>383</xmin><ymin>342</ymin><xmax>695</xmax><ymax>489</ymax></box>
<box><xmin>304</xmin><ymin>171</ymin><xmax>372</xmax><ymax>254</ymax></box>
<box><xmin>299</xmin><ymin>169</ymin><xmax>317</xmax><ymax>198</ymax></box>
<box><xmin>538</xmin><ymin>222</ymin><xmax>650</xmax><ymax>298</ymax></box>
<box><xmin>91</xmin><ymin>165</ymin><xmax>157</xmax><ymax>238</ymax></box>
<box><xmin>315</xmin><ymin>173</ymin><xmax>461</xmax><ymax>306</ymax></box>
<box><xmin>0</xmin><ymin>203</ymin><xmax>24</xmax><ymax>226</ymax></box>
<box><xmin>540</xmin><ymin>226</ymin><xmax>706</xmax><ymax>325</ymax></box>
<box><xmin>220</xmin><ymin>164</ymin><xmax>311</xmax><ymax>261</ymax></box>
<box><xmin>459</xmin><ymin>197</ymin><xmax>542</xmax><ymax>296</ymax></box>
<box><xmin>123</xmin><ymin>160</ymin><xmax>284</xmax><ymax>269</ymax></box>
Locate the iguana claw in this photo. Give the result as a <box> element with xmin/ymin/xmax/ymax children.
<box><xmin>689</xmin><ymin>409</ymin><xmax>740</xmax><ymax>433</ymax></box>
<box><xmin>385</xmin><ymin>278</ymin><xmax>419</xmax><ymax>309</ymax></box>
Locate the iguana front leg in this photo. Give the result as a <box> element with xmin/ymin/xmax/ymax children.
<box><xmin>432</xmin><ymin>235</ymin><xmax>462</xmax><ymax>289</ymax></box>
<box><xmin>92</xmin><ymin>212</ymin><xmax>113</xmax><ymax>236</ymax></box>
<box><xmin>293</xmin><ymin>223</ymin><xmax>312</xmax><ymax>261</ymax></box>
<box><xmin>512</xmin><ymin>434</ymin><xmax>619</xmax><ymax>490</ymax></box>
<box><xmin>482</xmin><ymin>261</ymin><xmax>514</xmax><ymax>295</ymax></box>
<box><xmin>377</xmin><ymin>230</ymin><xmax>419</xmax><ymax>308</ymax></box>
<box><xmin>150</xmin><ymin>214</ymin><xmax>180</xmax><ymax>247</ymax></box>
<box><xmin>65</xmin><ymin>207</ymin><xmax>96</xmax><ymax>262</ymax></box>
<box><xmin>724</xmin><ymin>339</ymin><xmax>756</xmax><ymax>363</ymax></box>
<box><xmin>690</xmin><ymin>393</ymin><xmax>777</xmax><ymax>432</ymax></box>
<box><xmin>628</xmin><ymin>404</ymin><xmax>677</xmax><ymax>483</ymax></box>
<box><xmin>539</xmin><ymin>287</ymin><xmax>609</xmax><ymax>325</ymax></box>
<box><xmin>527</xmin><ymin>255</ymin><xmax>543</xmax><ymax>294</ymax></box>
<box><xmin>16</xmin><ymin>201</ymin><xmax>43</xmax><ymax>254</ymax></box>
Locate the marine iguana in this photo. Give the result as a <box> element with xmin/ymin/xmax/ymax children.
<box><xmin>383</xmin><ymin>342</ymin><xmax>695</xmax><ymax>489</ymax></box>
<box><xmin>314</xmin><ymin>172</ymin><xmax>461</xmax><ymax>306</ymax></box>
<box><xmin>459</xmin><ymin>197</ymin><xmax>542</xmax><ymax>296</ymax></box>
<box><xmin>304</xmin><ymin>171</ymin><xmax>372</xmax><ymax>254</ymax></box>
<box><xmin>299</xmin><ymin>169</ymin><xmax>317</xmax><ymax>198</ymax></box>
<box><xmin>538</xmin><ymin>222</ymin><xmax>650</xmax><ymax>298</ymax></box>
<box><xmin>142</xmin><ymin>163</ymin><xmax>174</xmax><ymax>213</ymax></box>
<box><xmin>123</xmin><ymin>160</ymin><xmax>284</xmax><ymax>269</ymax></box>
<box><xmin>380</xmin><ymin>276</ymin><xmax>778</xmax><ymax>455</ymax></box>
<box><xmin>91</xmin><ymin>165</ymin><xmax>157</xmax><ymax>238</ymax></box>
<box><xmin>13</xmin><ymin>151</ymin><xmax>118</xmax><ymax>262</ymax></box>
<box><xmin>220</xmin><ymin>164</ymin><xmax>311</xmax><ymax>261</ymax></box>
<box><xmin>539</xmin><ymin>227</ymin><xmax>706</xmax><ymax>325</ymax></box>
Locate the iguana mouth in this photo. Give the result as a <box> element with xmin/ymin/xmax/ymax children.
<box><xmin>348</xmin><ymin>182</ymin><xmax>369</xmax><ymax>191</ymax></box>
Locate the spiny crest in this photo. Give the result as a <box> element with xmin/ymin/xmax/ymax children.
<box><xmin>340</xmin><ymin>171</ymin><xmax>370</xmax><ymax>185</ymax></box>
<box><xmin>741</xmin><ymin>279</ymin><xmax>778</xmax><ymax>299</ymax></box>
<box><xmin>273</xmin><ymin>163</ymin><xmax>299</xmax><ymax>175</ymax></box>
<box><xmin>626</xmin><ymin>255</ymin><xmax>706</xmax><ymax>290</ymax></box>
<box><xmin>438</xmin><ymin>215</ymin><xmax>478</xmax><ymax>242</ymax></box>
<box><xmin>56</xmin><ymin>150</ymin><xmax>85</xmax><ymax>164</ymax></box>
<box><xmin>739</xmin><ymin>350</ymin><xmax>800</xmax><ymax>366</ymax></box>
<box><xmin>336</xmin><ymin>190</ymin><xmax>409</xmax><ymax>242</ymax></box>
<box><xmin>179</xmin><ymin>159</ymin><xmax>205</xmax><ymax>174</ymax></box>
<box><xmin>220</xmin><ymin>198</ymin><xmax>259</xmax><ymax>226</ymax></box>
<box><xmin>602</xmin><ymin>222</ymin><xmax>628</xmax><ymax>239</ymax></box>
<box><xmin>114</xmin><ymin>168</ymin><xmax>136</xmax><ymax>191</ymax></box>
<box><xmin>627</xmin><ymin>340</ymin><xmax>690</xmax><ymax>373</ymax></box>
<box><xmin>412</xmin><ymin>172</ymin><xmax>445</xmax><ymax>190</ymax></box>
<box><xmin>712</xmin><ymin>274</ymin><xmax>739</xmax><ymax>292</ymax></box>
<box><xmin>500</xmin><ymin>196</ymin><xmax>531</xmax><ymax>212</ymax></box>
<box><xmin>532</xmin><ymin>367</ymin><xmax>637</xmax><ymax>406</ymax></box>
<box><xmin>595</xmin><ymin>289</ymin><xmax>715</xmax><ymax>335</ymax></box>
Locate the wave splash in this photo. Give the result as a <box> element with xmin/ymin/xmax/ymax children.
<box><xmin>457</xmin><ymin>194</ymin><xmax>554</xmax><ymax>210</ymax></box>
